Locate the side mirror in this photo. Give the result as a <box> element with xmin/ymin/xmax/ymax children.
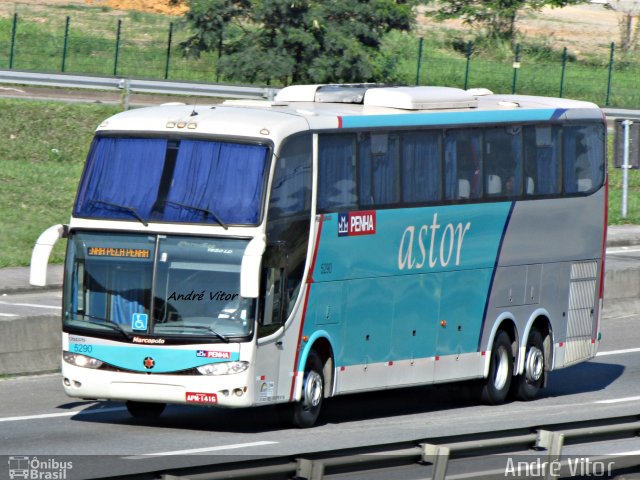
<box><xmin>30</xmin><ymin>224</ymin><xmax>67</xmax><ymax>286</ymax></box>
<box><xmin>240</xmin><ymin>234</ymin><xmax>266</xmax><ymax>298</ymax></box>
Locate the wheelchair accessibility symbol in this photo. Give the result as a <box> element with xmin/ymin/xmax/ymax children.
<box><xmin>132</xmin><ymin>313</ymin><xmax>148</xmax><ymax>331</ymax></box>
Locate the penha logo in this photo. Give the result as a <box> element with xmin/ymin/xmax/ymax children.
<box><xmin>338</xmin><ymin>210</ymin><xmax>376</xmax><ymax>237</ymax></box>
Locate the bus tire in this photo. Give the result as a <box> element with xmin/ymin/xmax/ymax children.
<box><xmin>292</xmin><ymin>350</ymin><xmax>324</xmax><ymax>428</ymax></box>
<box><xmin>126</xmin><ymin>400</ymin><xmax>166</xmax><ymax>419</ymax></box>
<box><xmin>512</xmin><ymin>328</ymin><xmax>545</xmax><ymax>401</ymax></box>
<box><xmin>481</xmin><ymin>330</ymin><xmax>513</xmax><ymax>405</ymax></box>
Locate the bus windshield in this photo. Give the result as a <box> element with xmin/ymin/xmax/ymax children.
<box><xmin>73</xmin><ymin>137</ymin><xmax>270</xmax><ymax>226</ymax></box>
<box><xmin>63</xmin><ymin>232</ymin><xmax>254</xmax><ymax>340</ymax></box>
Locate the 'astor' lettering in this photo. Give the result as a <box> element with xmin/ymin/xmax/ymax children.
<box><xmin>398</xmin><ymin>213</ymin><xmax>471</xmax><ymax>270</ymax></box>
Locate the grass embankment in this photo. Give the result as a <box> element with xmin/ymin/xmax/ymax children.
<box><xmin>0</xmin><ymin>98</ymin><xmax>638</xmax><ymax>268</ymax></box>
<box><xmin>0</xmin><ymin>99</ymin><xmax>119</xmax><ymax>268</ymax></box>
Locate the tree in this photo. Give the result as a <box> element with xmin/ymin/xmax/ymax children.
<box><xmin>424</xmin><ymin>0</ymin><xmax>585</xmax><ymax>46</ymax></box>
<box><xmin>179</xmin><ymin>0</ymin><xmax>417</xmax><ymax>85</ymax></box>
<box><xmin>603</xmin><ymin>0</ymin><xmax>640</xmax><ymax>54</ymax></box>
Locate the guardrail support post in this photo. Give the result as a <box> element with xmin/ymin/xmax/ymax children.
<box><xmin>535</xmin><ymin>429</ymin><xmax>565</xmax><ymax>479</ymax></box>
<box><xmin>420</xmin><ymin>443</ymin><xmax>450</xmax><ymax>480</ymax></box>
<box><xmin>296</xmin><ymin>458</ymin><xmax>324</xmax><ymax>480</ymax></box>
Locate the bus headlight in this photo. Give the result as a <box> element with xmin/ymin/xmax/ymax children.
<box><xmin>197</xmin><ymin>361</ymin><xmax>249</xmax><ymax>376</ymax></box>
<box><xmin>63</xmin><ymin>351</ymin><xmax>104</xmax><ymax>369</ymax></box>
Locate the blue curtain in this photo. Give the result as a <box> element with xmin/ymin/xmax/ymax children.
<box><xmin>359</xmin><ymin>135</ymin><xmax>399</xmax><ymax>206</ymax></box>
<box><xmin>74</xmin><ymin>138</ymin><xmax>167</xmax><ymax>220</ymax></box>
<box><xmin>164</xmin><ymin>140</ymin><xmax>268</xmax><ymax>224</ymax></box>
<box><xmin>444</xmin><ymin>135</ymin><xmax>458</xmax><ymax>200</ymax></box>
<box><xmin>318</xmin><ymin>135</ymin><xmax>356</xmax><ymax>211</ymax></box>
<box><xmin>402</xmin><ymin>132</ymin><xmax>440</xmax><ymax>203</ymax></box>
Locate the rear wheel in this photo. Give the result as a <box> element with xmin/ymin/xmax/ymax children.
<box><xmin>512</xmin><ymin>328</ymin><xmax>545</xmax><ymax>401</ymax></box>
<box><xmin>480</xmin><ymin>330</ymin><xmax>513</xmax><ymax>405</ymax></box>
<box><xmin>126</xmin><ymin>401</ymin><xmax>166</xmax><ymax>420</ymax></box>
<box><xmin>292</xmin><ymin>350</ymin><xmax>324</xmax><ymax>428</ymax></box>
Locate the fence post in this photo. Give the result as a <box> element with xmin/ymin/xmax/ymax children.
<box><xmin>9</xmin><ymin>13</ymin><xmax>18</xmax><ymax>69</ymax></box>
<box><xmin>416</xmin><ymin>37</ymin><xmax>424</xmax><ymax>86</ymax></box>
<box><xmin>511</xmin><ymin>43</ymin><xmax>520</xmax><ymax>94</ymax></box>
<box><xmin>605</xmin><ymin>41</ymin><xmax>615</xmax><ymax>106</ymax></box>
<box><xmin>559</xmin><ymin>47</ymin><xmax>567</xmax><ymax>98</ymax></box>
<box><xmin>113</xmin><ymin>19</ymin><xmax>122</xmax><ymax>76</ymax></box>
<box><xmin>165</xmin><ymin>22</ymin><xmax>173</xmax><ymax>80</ymax></box>
<box><xmin>61</xmin><ymin>16</ymin><xmax>70</xmax><ymax>72</ymax></box>
<box><xmin>464</xmin><ymin>41</ymin><xmax>472</xmax><ymax>90</ymax></box>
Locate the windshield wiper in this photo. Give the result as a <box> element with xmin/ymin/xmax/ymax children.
<box><xmin>72</xmin><ymin>313</ymin><xmax>132</xmax><ymax>340</ymax></box>
<box><xmin>157</xmin><ymin>324</ymin><xmax>229</xmax><ymax>343</ymax></box>
<box><xmin>89</xmin><ymin>199</ymin><xmax>148</xmax><ymax>226</ymax></box>
<box><xmin>161</xmin><ymin>200</ymin><xmax>228</xmax><ymax>230</ymax></box>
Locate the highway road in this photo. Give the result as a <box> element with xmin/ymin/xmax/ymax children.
<box><xmin>1</xmin><ymin>250</ymin><xmax>640</xmax><ymax>479</ymax></box>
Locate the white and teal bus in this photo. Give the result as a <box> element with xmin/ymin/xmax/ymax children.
<box><xmin>31</xmin><ymin>84</ymin><xmax>607</xmax><ymax>427</ymax></box>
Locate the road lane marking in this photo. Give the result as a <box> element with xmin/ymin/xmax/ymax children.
<box><xmin>126</xmin><ymin>441</ymin><xmax>279</xmax><ymax>458</ymax></box>
<box><xmin>0</xmin><ymin>313</ymin><xmax>18</xmax><ymax>317</ymax></box>
<box><xmin>606</xmin><ymin>247</ymin><xmax>640</xmax><ymax>254</ymax></box>
<box><xmin>594</xmin><ymin>395</ymin><xmax>640</xmax><ymax>404</ymax></box>
<box><xmin>596</xmin><ymin>347</ymin><xmax>640</xmax><ymax>357</ymax></box>
<box><xmin>0</xmin><ymin>407</ymin><xmax>126</xmax><ymax>422</ymax></box>
<box><xmin>0</xmin><ymin>301</ymin><xmax>61</xmax><ymax>310</ymax></box>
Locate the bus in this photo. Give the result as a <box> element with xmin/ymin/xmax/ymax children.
<box><xmin>30</xmin><ymin>84</ymin><xmax>607</xmax><ymax>428</ymax></box>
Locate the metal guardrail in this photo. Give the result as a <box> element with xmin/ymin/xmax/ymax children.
<box><xmin>101</xmin><ymin>415</ymin><xmax>640</xmax><ymax>480</ymax></box>
<box><xmin>0</xmin><ymin>69</ymin><xmax>279</xmax><ymax>100</ymax></box>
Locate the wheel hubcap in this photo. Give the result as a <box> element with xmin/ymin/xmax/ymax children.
<box><xmin>525</xmin><ymin>347</ymin><xmax>544</xmax><ymax>383</ymax></box>
<box><xmin>493</xmin><ymin>347</ymin><xmax>509</xmax><ymax>391</ymax></box>
<box><xmin>303</xmin><ymin>371</ymin><xmax>323</xmax><ymax>409</ymax></box>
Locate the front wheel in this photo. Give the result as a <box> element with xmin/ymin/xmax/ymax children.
<box><xmin>480</xmin><ymin>330</ymin><xmax>513</xmax><ymax>405</ymax></box>
<box><xmin>126</xmin><ymin>400</ymin><xmax>166</xmax><ymax>420</ymax></box>
<box><xmin>512</xmin><ymin>328</ymin><xmax>545</xmax><ymax>401</ymax></box>
<box><xmin>292</xmin><ymin>350</ymin><xmax>324</xmax><ymax>428</ymax></box>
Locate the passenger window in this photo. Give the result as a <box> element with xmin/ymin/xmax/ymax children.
<box><xmin>484</xmin><ymin>127</ymin><xmax>523</xmax><ymax>198</ymax></box>
<box><xmin>562</xmin><ymin>125</ymin><xmax>604</xmax><ymax>195</ymax></box>
<box><xmin>318</xmin><ymin>134</ymin><xmax>357</xmax><ymax>212</ymax></box>
<box><xmin>524</xmin><ymin>126</ymin><xmax>561</xmax><ymax>196</ymax></box>
<box><xmin>444</xmin><ymin>129</ymin><xmax>483</xmax><ymax>200</ymax></box>
<box><xmin>358</xmin><ymin>133</ymin><xmax>400</xmax><ymax>207</ymax></box>
<box><xmin>402</xmin><ymin>131</ymin><xmax>441</xmax><ymax>204</ymax></box>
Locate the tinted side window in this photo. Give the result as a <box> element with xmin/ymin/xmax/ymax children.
<box><xmin>484</xmin><ymin>126</ymin><xmax>523</xmax><ymax>198</ymax></box>
<box><xmin>444</xmin><ymin>129</ymin><xmax>483</xmax><ymax>201</ymax></box>
<box><xmin>562</xmin><ymin>124</ymin><xmax>605</xmax><ymax>194</ymax></box>
<box><xmin>402</xmin><ymin>131</ymin><xmax>441</xmax><ymax>203</ymax></box>
<box><xmin>318</xmin><ymin>135</ymin><xmax>357</xmax><ymax>212</ymax></box>
<box><xmin>524</xmin><ymin>126</ymin><xmax>561</xmax><ymax>196</ymax></box>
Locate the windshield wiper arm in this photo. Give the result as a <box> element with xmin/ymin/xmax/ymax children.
<box><xmin>157</xmin><ymin>324</ymin><xmax>229</xmax><ymax>343</ymax></box>
<box><xmin>161</xmin><ymin>200</ymin><xmax>228</xmax><ymax>230</ymax></box>
<box><xmin>90</xmin><ymin>199</ymin><xmax>148</xmax><ymax>226</ymax></box>
<box><xmin>74</xmin><ymin>313</ymin><xmax>132</xmax><ymax>340</ymax></box>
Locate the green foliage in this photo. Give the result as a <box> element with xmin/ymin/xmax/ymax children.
<box><xmin>179</xmin><ymin>0</ymin><xmax>417</xmax><ymax>84</ymax></box>
<box><xmin>424</xmin><ymin>0</ymin><xmax>586</xmax><ymax>44</ymax></box>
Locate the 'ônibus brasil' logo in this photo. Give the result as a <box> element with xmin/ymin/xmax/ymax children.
<box><xmin>338</xmin><ymin>210</ymin><xmax>376</xmax><ymax>237</ymax></box>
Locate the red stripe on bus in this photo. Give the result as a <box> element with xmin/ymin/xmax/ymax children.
<box><xmin>337</xmin><ymin>116</ymin><xmax>343</xmax><ymax>128</ymax></box>
<box><xmin>289</xmin><ymin>215</ymin><xmax>325</xmax><ymax>401</ymax></box>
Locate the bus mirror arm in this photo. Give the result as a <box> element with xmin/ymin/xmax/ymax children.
<box><xmin>240</xmin><ymin>234</ymin><xmax>266</xmax><ymax>298</ymax></box>
<box><xmin>29</xmin><ymin>224</ymin><xmax>68</xmax><ymax>287</ymax></box>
